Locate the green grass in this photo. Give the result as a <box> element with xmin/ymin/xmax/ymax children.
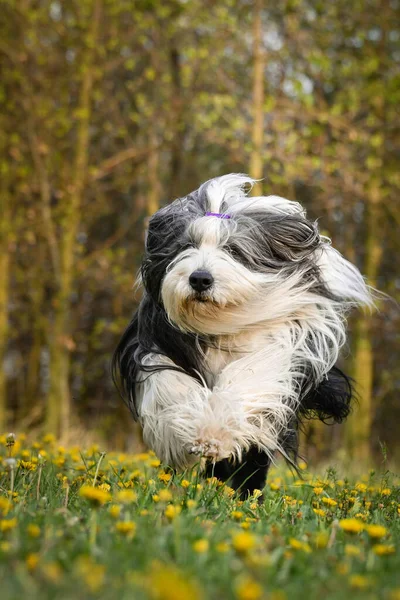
<box><xmin>0</xmin><ymin>434</ymin><xmax>399</xmax><ymax>600</ymax></box>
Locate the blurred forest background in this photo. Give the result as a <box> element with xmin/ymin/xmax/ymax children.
<box><xmin>1</xmin><ymin>0</ymin><xmax>399</xmax><ymax>463</ymax></box>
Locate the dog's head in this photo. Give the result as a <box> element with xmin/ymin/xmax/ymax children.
<box><xmin>141</xmin><ymin>174</ymin><xmax>371</xmax><ymax>336</ymax></box>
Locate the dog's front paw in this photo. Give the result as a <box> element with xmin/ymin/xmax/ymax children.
<box><xmin>189</xmin><ymin>430</ymin><xmax>234</xmax><ymax>462</ymax></box>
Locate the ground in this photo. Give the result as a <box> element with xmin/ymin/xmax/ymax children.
<box><xmin>0</xmin><ymin>433</ymin><xmax>399</xmax><ymax>600</ymax></box>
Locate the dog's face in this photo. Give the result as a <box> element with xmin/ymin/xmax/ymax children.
<box><xmin>141</xmin><ymin>174</ymin><xmax>367</xmax><ymax>336</ymax></box>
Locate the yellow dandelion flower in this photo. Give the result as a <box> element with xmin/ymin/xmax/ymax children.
<box><xmin>158</xmin><ymin>472</ymin><xmax>172</xmax><ymax>484</ymax></box>
<box><xmin>365</xmin><ymin>524</ymin><xmax>387</xmax><ymax>539</ymax></box>
<box><xmin>164</xmin><ymin>505</ymin><xmax>181</xmax><ymax>521</ymax></box>
<box><xmin>193</xmin><ymin>539</ymin><xmax>209</xmax><ymax>553</ymax></box>
<box><xmin>0</xmin><ymin>518</ymin><xmax>17</xmax><ymax>532</ymax></box>
<box><xmin>232</xmin><ymin>532</ymin><xmax>256</xmax><ymax>554</ymax></box>
<box><xmin>241</xmin><ymin>522</ymin><xmax>251</xmax><ymax>530</ymax></box>
<box><xmin>231</xmin><ymin>511</ymin><xmax>244</xmax><ymax>521</ymax></box>
<box><xmin>216</xmin><ymin>542</ymin><xmax>230</xmax><ymax>553</ymax></box>
<box><xmin>314</xmin><ymin>531</ymin><xmax>329</xmax><ymax>549</ymax></box>
<box><xmin>298</xmin><ymin>460</ymin><xmax>308</xmax><ymax>471</ymax></box>
<box><xmin>108</xmin><ymin>505</ymin><xmax>121</xmax><ymax>519</ymax></box>
<box><xmin>252</xmin><ymin>489</ymin><xmax>263</xmax><ymax>499</ymax></box>
<box><xmin>79</xmin><ymin>486</ymin><xmax>111</xmax><ymax>507</ymax></box>
<box><xmin>349</xmin><ymin>574</ymin><xmax>371</xmax><ymax>589</ymax></box>
<box><xmin>150</xmin><ymin>565</ymin><xmax>202</xmax><ymax>600</ymax></box>
<box><xmin>235</xmin><ymin>576</ymin><xmax>263</xmax><ymax>600</ymax></box>
<box><xmin>345</xmin><ymin>544</ymin><xmax>361</xmax><ymax>557</ymax></box>
<box><xmin>26</xmin><ymin>553</ymin><xmax>40</xmax><ymax>571</ymax></box>
<box><xmin>313</xmin><ymin>487</ymin><xmax>324</xmax><ymax>495</ymax></box>
<box><xmin>289</xmin><ymin>538</ymin><xmax>312</xmax><ymax>553</ymax></box>
<box><xmin>115</xmin><ymin>489</ymin><xmax>137</xmax><ymax>504</ymax></box>
<box><xmin>187</xmin><ymin>500</ymin><xmax>197</xmax><ymax>509</ymax></box>
<box><xmin>149</xmin><ymin>459</ymin><xmax>161</xmax><ymax>468</ymax></box>
<box><xmin>180</xmin><ymin>479</ymin><xmax>190</xmax><ymax>489</ymax></box>
<box><xmin>355</xmin><ymin>483</ymin><xmax>367</xmax><ymax>493</ymax></box>
<box><xmin>250</xmin><ymin>503</ymin><xmax>258</xmax><ymax>510</ymax></box>
<box><xmin>338</xmin><ymin>518</ymin><xmax>365</xmax><ymax>534</ymax></box>
<box><xmin>322</xmin><ymin>497</ymin><xmax>337</xmax><ymax>507</ymax></box>
<box><xmin>76</xmin><ymin>556</ymin><xmax>105</xmax><ymax>593</ymax></box>
<box><xmin>42</xmin><ymin>561</ymin><xmax>63</xmax><ymax>583</ymax></box>
<box><xmin>0</xmin><ymin>497</ymin><xmax>12</xmax><ymax>515</ymax></box>
<box><xmin>313</xmin><ymin>509</ymin><xmax>326</xmax><ymax>517</ymax></box>
<box><xmin>152</xmin><ymin>494</ymin><xmax>160</xmax><ymax>503</ymax></box>
<box><xmin>372</xmin><ymin>544</ymin><xmax>395</xmax><ymax>556</ymax></box>
<box><xmin>27</xmin><ymin>524</ymin><xmax>41</xmax><ymax>538</ymax></box>
<box><xmin>381</xmin><ymin>488</ymin><xmax>391</xmax><ymax>496</ymax></box>
<box><xmin>115</xmin><ymin>521</ymin><xmax>136</xmax><ymax>536</ymax></box>
<box><xmin>98</xmin><ymin>483</ymin><xmax>111</xmax><ymax>492</ymax></box>
<box><xmin>158</xmin><ymin>489</ymin><xmax>173</xmax><ymax>502</ymax></box>
<box><xmin>223</xmin><ymin>486</ymin><xmax>236</xmax><ymax>497</ymax></box>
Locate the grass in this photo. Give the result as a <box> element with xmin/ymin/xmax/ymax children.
<box><xmin>0</xmin><ymin>433</ymin><xmax>399</xmax><ymax>600</ymax></box>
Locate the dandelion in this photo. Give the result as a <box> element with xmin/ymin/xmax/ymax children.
<box><xmin>187</xmin><ymin>500</ymin><xmax>197</xmax><ymax>509</ymax></box>
<box><xmin>193</xmin><ymin>539</ymin><xmax>209</xmax><ymax>553</ymax></box>
<box><xmin>314</xmin><ymin>531</ymin><xmax>329</xmax><ymax>549</ymax></box>
<box><xmin>372</xmin><ymin>544</ymin><xmax>395</xmax><ymax>555</ymax></box>
<box><xmin>231</xmin><ymin>511</ymin><xmax>244</xmax><ymax>521</ymax></box>
<box><xmin>158</xmin><ymin>472</ymin><xmax>172</xmax><ymax>484</ymax></box>
<box><xmin>152</xmin><ymin>494</ymin><xmax>160</xmax><ymax>503</ymax></box>
<box><xmin>381</xmin><ymin>488</ymin><xmax>391</xmax><ymax>496</ymax></box>
<box><xmin>232</xmin><ymin>532</ymin><xmax>256</xmax><ymax>554</ymax></box>
<box><xmin>322</xmin><ymin>497</ymin><xmax>337</xmax><ymax>507</ymax></box>
<box><xmin>26</xmin><ymin>553</ymin><xmax>40</xmax><ymax>571</ymax></box>
<box><xmin>313</xmin><ymin>509</ymin><xmax>326</xmax><ymax>517</ymax></box>
<box><xmin>158</xmin><ymin>489</ymin><xmax>173</xmax><ymax>502</ymax></box>
<box><xmin>115</xmin><ymin>489</ymin><xmax>137</xmax><ymax>504</ymax></box>
<box><xmin>0</xmin><ymin>497</ymin><xmax>12</xmax><ymax>515</ymax></box>
<box><xmin>115</xmin><ymin>521</ymin><xmax>136</xmax><ymax>537</ymax></box>
<box><xmin>313</xmin><ymin>487</ymin><xmax>324</xmax><ymax>495</ymax></box>
<box><xmin>0</xmin><ymin>518</ymin><xmax>17</xmax><ymax>532</ymax></box>
<box><xmin>338</xmin><ymin>518</ymin><xmax>365</xmax><ymax>534</ymax></box>
<box><xmin>235</xmin><ymin>576</ymin><xmax>263</xmax><ymax>600</ymax></box>
<box><xmin>365</xmin><ymin>524</ymin><xmax>387</xmax><ymax>539</ymax></box>
<box><xmin>108</xmin><ymin>505</ymin><xmax>121</xmax><ymax>519</ymax></box>
<box><xmin>289</xmin><ymin>538</ymin><xmax>312</xmax><ymax>553</ymax></box>
<box><xmin>180</xmin><ymin>479</ymin><xmax>190</xmax><ymax>489</ymax></box>
<box><xmin>76</xmin><ymin>556</ymin><xmax>105</xmax><ymax>593</ymax></box>
<box><xmin>149</xmin><ymin>459</ymin><xmax>161</xmax><ymax>468</ymax></box>
<box><xmin>27</xmin><ymin>524</ymin><xmax>41</xmax><ymax>538</ymax></box>
<box><xmin>149</xmin><ymin>565</ymin><xmax>202</xmax><ymax>600</ymax></box>
<box><xmin>164</xmin><ymin>505</ymin><xmax>181</xmax><ymax>521</ymax></box>
<box><xmin>79</xmin><ymin>486</ymin><xmax>111</xmax><ymax>507</ymax></box>
<box><xmin>348</xmin><ymin>574</ymin><xmax>371</xmax><ymax>589</ymax></box>
<box><xmin>42</xmin><ymin>561</ymin><xmax>63</xmax><ymax>583</ymax></box>
<box><xmin>345</xmin><ymin>544</ymin><xmax>362</xmax><ymax>557</ymax></box>
<box><xmin>216</xmin><ymin>542</ymin><xmax>230</xmax><ymax>553</ymax></box>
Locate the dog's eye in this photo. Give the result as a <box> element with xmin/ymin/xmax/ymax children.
<box><xmin>227</xmin><ymin>246</ymin><xmax>242</xmax><ymax>261</ymax></box>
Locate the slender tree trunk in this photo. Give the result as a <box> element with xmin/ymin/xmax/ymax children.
<box><xmin>0</xmin><ymin>193</ymin><xmax>10</xmax><ymax>432</ymax></box>
<box><xmin>46</xmin><ymin>0</ymin><xmax>101</xmax><ymax>436</ymax></box>
<box><xmin>346</xmin><ymin>189</ymin><xmax>382</xmax><ymax>461</ymax></box>
<box><xmin>147</xmin><ymin>130</ymin><xmax>161</xmax><ymax>217</ymax></box>
<box><xmin>249</xmin><ymin>0</ymin><xmax>265</xmax><ymax>196</ymax></box>
<box><xmin>168</xmin><ymin>44</ymin><xmax>183</xmax><ymax>199</ymax></box>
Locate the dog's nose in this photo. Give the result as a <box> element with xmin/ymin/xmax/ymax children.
<box><xmin>189</xmin><ymin>270</ymin><xmax>214</xmax><ymax>292</ymax></box>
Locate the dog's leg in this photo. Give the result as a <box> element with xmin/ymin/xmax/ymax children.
<box><xmin>231</xmin><ymin>447</ymin><xmax>271</xmax><ymax>499</ymax></box>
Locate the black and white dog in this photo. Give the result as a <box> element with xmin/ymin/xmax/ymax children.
<box><xmin>113</xmin><ymin>174</ymin><xmax>372</xmax><ymax>496</ymax></box>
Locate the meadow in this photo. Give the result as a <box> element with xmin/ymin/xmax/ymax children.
<box><xmin>0</xmin><ymin>433</ymin><xmax>398</xmax><ymax>600</ymax></box>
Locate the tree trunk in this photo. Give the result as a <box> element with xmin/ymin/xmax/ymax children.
<box><xmin>346</xmin><ymin>189</ymin><xmax>382</xmax><ymax>461</ymax></box>
<box><xmin>249</xmin><ymin>0</ymin><xmax>264</xmax><ymax>196</ymax></box>
<box><xmin>46</xmin><ymin>0</ymin><xmax>101</xmax><ymax>437</ymax></box>
<box><xmin>0</xmin><ymin>194</ymin><xmax>10</xmax><ymax>432</ymax></box>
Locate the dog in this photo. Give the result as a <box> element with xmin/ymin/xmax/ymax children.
<box><xmin>113</xmin><ymin>174</ymin><xmax>372</xmax><ymax>496</ymax></box>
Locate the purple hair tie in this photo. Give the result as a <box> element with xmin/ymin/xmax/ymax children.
<box><xmin>205</xmin><ymin>211</ymin><xmax>231</xmax><ymax>219</ymax></box>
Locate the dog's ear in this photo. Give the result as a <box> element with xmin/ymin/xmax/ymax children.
<box><xmin>315</xmin><ymin>242</ymin><xmax>373</xmax><ymax>306</ymax></box>
<box><xmin>300</xmin><ymin>366</ymin><xmax>353</xmax><ymax>423</ymax></box>
<box><xmin>262</xmin><ymin>214</ymin><xmax>320</xmax><ymax>262</ymax></box>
